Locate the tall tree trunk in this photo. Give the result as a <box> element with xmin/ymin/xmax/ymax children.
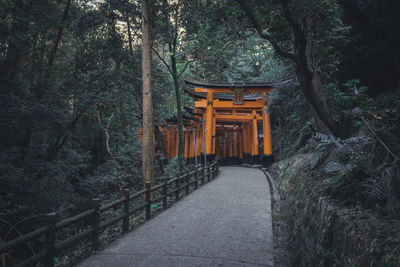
<box><xmin>39</xmin><ymin>0</ymin><xmax>71</xmax><ymax>96</ymax></box>
<box><xmin>170</xmin><ymin>55</ymin><xmax>184</xmax><ymax>158</ymax></box>
<box><xmin>295</xmin><ymin>67</ymin><xmax>337</xmax><ymax>135</ymax></box>
<box><xmin>141</xmin><ymin>0</ymin><xmax>154</xmax><ymax>185</ymax></box>
<box><xmin>282</xmin><ymin>0</ymin><xmax>340</xmax><ymax>136</ymax></box>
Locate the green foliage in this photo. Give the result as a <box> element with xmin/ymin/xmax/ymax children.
<box><xmin>162</xmin><ymin>156</ymin><xmax>186</xmax><ymax>178</ymax></box>
<box><xmin>327</xmin><ymin>79</ymin><xmax>375</xmax><ymax>134</ymax></box>
<box><xmin>0</xmin><ymin>0</ymin><xmax>173</xmax><ymax>229</ymax></box>
<box><xmin>326</xmin><ymin>166</ymin><xmax>368</xmax><ymax>205</ymax></box>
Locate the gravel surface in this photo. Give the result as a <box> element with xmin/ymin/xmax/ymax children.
<box><xmin>78</xmin><ymin>167</ymin><xmax>274</xmax><ymax>267</ymax></box>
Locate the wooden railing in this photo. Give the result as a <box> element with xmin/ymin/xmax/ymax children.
<box><xmin>0</xmin><ymin>160</ymin><xmax>219</xmax><ymax>267</ymax></box>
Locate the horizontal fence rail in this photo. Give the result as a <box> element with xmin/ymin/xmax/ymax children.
<box><xmin>0</xmin><ymin>160</ymin><xmax>219</xmax><ymax>267</ymax></box>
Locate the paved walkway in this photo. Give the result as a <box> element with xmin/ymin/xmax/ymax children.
<box><xmin>78</xmin><ymin>167</ymin><xmax>273</xmax><ymax>267</ymax></box>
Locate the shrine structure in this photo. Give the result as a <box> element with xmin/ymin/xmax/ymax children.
<box><xmin>159</xmin><ymin>78</ymin><xmax>274</xmax><ymax>166</ymax></box>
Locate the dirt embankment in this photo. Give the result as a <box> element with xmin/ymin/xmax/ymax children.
<box><xmin>268</xmin><ymin>148</ymin><xmax>400</xmax><ymax>266</ymax></box>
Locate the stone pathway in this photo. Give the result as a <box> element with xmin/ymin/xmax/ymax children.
<box><xmin>78</xmin><ymin>167</ymin><xmax>273</xmax><ymax>267</ymax></box>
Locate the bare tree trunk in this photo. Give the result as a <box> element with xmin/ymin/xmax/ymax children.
<box><xmin>141</xmin><ymin>0</ymin><xmax>154</xmax><ymax>185</ymax></box>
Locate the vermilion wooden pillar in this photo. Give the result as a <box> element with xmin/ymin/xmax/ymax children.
<box><xmin>242</xmin><ymin>123</ymin><xmax>248</xmax><ymax>160</ymax></box>
<box><xmin>168</xmin><ymin>130</ymin><xmax>173</xmax><ymax>158</ymax></box>
<box><xmin>188</xmin><ymin>128</ymin><xmax>193</xmax><ymax>159</ymax></box>
<box><xmin>262</xmin><ymin>109</ymin><xmax>272</xmax><ymax>155</ymax></box>
<box><xmin>233</xmin><ymin>131</ymin><xmax>238</xmax><ymax>159</ymax></box>
<box><xmin>227</xmin><ymin>131</ymin><xmax>233</xmax><ymax>160</ymax></box>
<box><xmin>252</xmin><ymin>111</ymin><xmax>259</xmax><ymax>157</ymax></box>
<box><xmin>175</xmin><ymin>126</ymin><xmax>179</xmax><ymax>158</ymax></box>
<box><xmin>169</xmin><ymin>129</ymin><xmax>173</xmax><ymax>158</ymax></box>
<box><xmin>222</xmin><ymin>127</ymin><xmax>227</xmax><ymax>158</ymax></box>
<box><xmin>190</xmin><ymin>128</ymin><xmax>194</xmax><ymax>159</ymax></box>
<box><xmin>215</xmin><ymin>134</ymin><xmax>220</xmax><ymax>157</ymax></box>
<box><xmin>184</xmin><ymin>130</ymin><xmax>189</xmax><ymax>159</ymax></box>
<box><xmin>197</xmin><ymin>123</ymin><xmax>202</xmax><ymax>156</ymax></box>
<box><xmin>238</xmin><ymin>130</ymin><xmax>243</xmax><ymax>160</ymax></box>
<box><xmin>191</xmin><ymin>127</ymin><xmax>196</xmax><ymax>158</ymax></box>
<box><xmin>167</xmin><ymin>128</ymin><xmax>171</xmax><ymax>157</ymax></box>
<box><xmin>247</xmin><ymin>122</ymin><xmax>253</xmax><ymax>156</ymax></box>
<box><xmin>205</xmin><ymin>92</ymin><xmax>214</xmax><ymax>154</ymax></box>
<box><xmin>212</xmin><ymin>110</ymin><xmax>216</xmax><ymax>154</ymax></box>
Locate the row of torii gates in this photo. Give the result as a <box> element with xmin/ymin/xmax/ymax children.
<box><xmin>161</xmin><ymin>78</ymin><xmax>273</xmax><ymax>166</ymax></box>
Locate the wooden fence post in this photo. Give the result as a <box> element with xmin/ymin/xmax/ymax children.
<box><xmin>92</xmin><ymin>199</ymin><xmax>100</xmax><ymax>250</ymax></box>
<box><xmin>145</xmin><ymin>182</ymin><xmax>151</xmax><ymax>220</ymax></box>
<box><xmin>162</xmin><ymin>182</ymin><xmax>167</xmax><ymax>210</ymax></box>
<box><xmin>194</xmin><ymin>167</ymin><xmax>198</xmax><ymax>190</ymax></box>
<box><xmin>45</xmin><ymin>213</ymin><xmax>57</xmax><ymax>267</ymax></box>
<box><xmin>185</xmin><ymin>169</ymin><xmax>190</xmax><ymax>195</ymax></box>
<box><xmin>175</xmin><ymin>175</ymin><xmax>180</xmax><ymax>201</ymax></box>
<box><xmin>122</xmin><ymin>189</ymin><xmax>130</xmax><ymax>233</ymax></box>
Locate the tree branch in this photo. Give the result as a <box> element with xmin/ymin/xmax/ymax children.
<box><xmin>172</xmin><ymin>4</ymin><xmax>179</xmax><ymax>53</ymax></box>
<box><xmin>280</xmin><ymin>0</ymin><xmax>305</xmax><ymax>45</ymax></box>
<box><xmin>47</xmin><ymin>0</ymin><xmax>72</xmax><ymax>67</ymax></box>
<box><xmin>279</xmin><ymin>0</ymin><xmax>308</xmax><ymax>69</ymax></box>
<box><xmin>151</xmin><ymin>47</ymin><xmax>174</xmax><ymax>76</ymax></box>
<box><xmin>237</xmin><ymin>0</ymin><xmax>296</xmax><ymax>62</ymax></box>
<box><xmin>218</xmin><ymin>25</ymin><xmax>253</xmax><ymax>58</ymax></box>
<box><xmin>46</xmin><ymin>110</ymin><xmax>84</xmax><ymax>161</ymax></box>
<box><xmin>361</xmin><ymin>116</ymin><xmax>399</xmax><ymax>161</ymax></box>
<box><xmin>96</xmin><ymin>109</ymin><xmax>118</xmax><ymax>163</ymax></box>
<box><xmin>177</xmin><ymin>60</ymin><xmax>192</xmax><ymax>79</ymax></box>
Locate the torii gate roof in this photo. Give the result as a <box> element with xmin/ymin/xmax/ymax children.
<box><xmin>184</xmin><ymin>77</ymin><xmax>273</xmax><ymax>89</ymax></box>
<box><xmin>183</xmin><ymin>86</ymin><xmax>263</xmax><ymax>101</ymax></box>
<box><xmin>184</xmin><ymin>77</ymin><xmax>273</xmax><ymax>102</ymax></box>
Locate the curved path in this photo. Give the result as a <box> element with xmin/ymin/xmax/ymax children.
<box><xmin>78</xmin><ymin>167</ymin><xmax>273</xmax><ymax>266</ymax></box>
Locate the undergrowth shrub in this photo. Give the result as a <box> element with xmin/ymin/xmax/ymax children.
<box><xmin>327</xmin><ymin>79</ymin><xmax>375</xmax><ymax>136</ymax></box>
<box><xmin>315</xmin><ymin>132</ymin><xmax>399</xmax><ymax>216</ymax></box>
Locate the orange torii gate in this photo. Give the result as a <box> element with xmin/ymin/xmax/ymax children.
<box><xmin>149</xmin><ymin>78</ymin><xmax>274</xmax><ymax>166</ymax></box>
<box><xmin>182</xmin><ymin>78</ymin><xmax>273</xmax><ymax>166</ymax></box>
